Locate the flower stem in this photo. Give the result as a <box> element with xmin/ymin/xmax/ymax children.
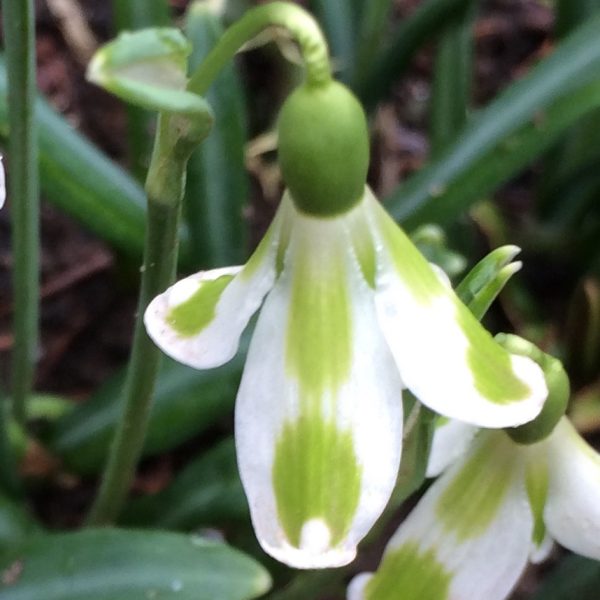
<box><xmin>2</xmin><ymin>0</ymin><xmax>40</xmax><ymax>426</ymax></box>
<box><xmin>86</xmin><ymin>116</ymin><xmax>195</xmax><ymax>525</ymax></box>
<box><xmin>187</xmin><ymin>1</ymin><xmax>332</xmax><ymax>95</ymax></box>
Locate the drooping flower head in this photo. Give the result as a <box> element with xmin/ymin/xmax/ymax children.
<box><xmin>144</xmin><ymin>75</ymin><xmax>547</xmax><ymax>568</ymax></box>
<box><xmin>348</xmin><ymin>344</ymin><xmax>600</xmax><ymax>600</ymax></box>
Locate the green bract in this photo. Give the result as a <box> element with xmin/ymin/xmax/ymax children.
<box><xmin>277</xmin><ymin>81</ymin><xmax>369</xmax><ymax>216</ymax></box>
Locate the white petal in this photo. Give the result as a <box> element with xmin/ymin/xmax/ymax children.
<box><xmin>544</xmin><ymin>418</ymin><xmax>600</xmax><ymax>559</ymax></box>
<box><xmin>366</xmin><ymin>190</ymin><xmax>547</xmax><ymax>428</ymax></box>
<box><xmin>530</xmin><ymin>533</ymin><xmax>554</xmax><ymax>564</ymax></box>
<box><xmin>235</xmin><ymin>201</ymin><xmax>403</xmax><ymax>569</ymax></box>
<box><xmin>346</xmin><ymin>574</ymin><xmax>374</xmax><ymax>600</ymax></box>
<box><xmin>426</xmin><ymin>419</ymin><xmax>479</xmax><ymax>478</ymax></box>
<box><xmin>351</xmin><ymin>431</ymin><xmax>532</xmax><ymax>600</ymax></box>
<box><xmin>144</xmin><ymin>196</ymin><xmax>291</xmax><ymax>369</ymax></box>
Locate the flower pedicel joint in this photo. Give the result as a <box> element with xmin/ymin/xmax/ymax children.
<box><xmin>144</xmin><ymin>7</ymin><xmax>547</xmax><ymax>569</ymax></box>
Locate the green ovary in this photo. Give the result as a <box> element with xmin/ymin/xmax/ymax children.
<box><xmin>167</xmin><ymin>274</ymin><xmax>233</xmax><ymax>336</ymax></box>
<box><xmin>272</xmin><ymin>413</ymin><xmax>362</xmax><ymax>548</ymax></box>
<box><xmin>364</xmin><ymin>542</ymin><xmax>452</xmax><ymax>600</ymax></box>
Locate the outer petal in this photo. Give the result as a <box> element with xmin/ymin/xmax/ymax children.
<box><xmin>144</xmin><ymin>196</ymin><xmax>291</xmax><ymax>369</ymax></box>
<box><xmin>236</xmin><ymin>199</ymin><xmax>403</xmax><ymax>569</ymax></box>
<box><xmin>544</xmin><ymin>418</ymin><xmax>600</xmax><ymax>559</ymax></box>
<box><xmin>349</xmin><ymin>431</ymin><xmax>532</xmax><ymax>600</ymax></box>
<box><xmin>426</xmin><ymin>419</ymin><xmax>478</xmax><ymax>478</ymax></box>
<box><xmin>366</xmin><ymin>190</ymin><xmax>547</xmax><ymax>427</ymax></box>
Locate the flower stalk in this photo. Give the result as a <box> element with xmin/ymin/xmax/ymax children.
<box><xmin>2</xmin><ymin>0</ymin><xmax>40</xmax><ymax>426</ymax></box>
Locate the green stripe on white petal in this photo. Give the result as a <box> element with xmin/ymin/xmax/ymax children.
<box><xmin>354</xmin><ymin>430</ymin><xmax>532</xmax><ymax>600</ymax></box>
<box><xmin>366</xmin><ymin>190</ymin><xmax>547</xmax><ymax>427</ymax></box>
<box><xmin>348</xmin><ymin>543</ymin><xmax>452</xmax><ymax>600</ymax></box>
<box><xmin>426</xmin><ymin>419</ymin><xmax>478</xmax><ymax>478</ymax></box>
<box><xmin>544</xmin><ymin>418</ymin><xmax>600</xmax><ymax>559</ymax></box>
<box><xmin>235</xmin><ymin>201</ymin><xmax>403</xmax><ymax>569</ymax></box>
<box><xmin>144</xmin><ymin>198</ymin><xmax>291</xmax><ymax>369</ymax></box>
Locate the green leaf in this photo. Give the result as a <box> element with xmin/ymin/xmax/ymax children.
<box><xmin>310</xmin><ymin>0</ymin><xmax>356</xmax><ymax>83</ymax></box>
<box><xmin>122</xmin><ymin>438</ymin><xmax>247</xmax><ymax>528</ymax></box>
<box><xmin>429</xmin><ymin>0</ymin><xmax>475</xmax><ymax>156</ymax></box>
<box><xmin>87</xmin><ymin>28</ymin><xmax>209</xmax><ymax>115</ymax></box>
<box><xmin>356</xmin><ymin>0</ymin><xmax>473</xmax><ymax>109</ymax></box>
<box><xmin>0</xmin><ymin>529</ymin><xmax>271</xmax><ymax>600</ymax></box>
<box><xmin>46</xmin><ymin>346</ymin><xmax>245</xmax><ymax>475</ymax></box>
<box><xmin>386</xmin><ymin>16</ymin><xmax>600</xmax><ymax>228</ymax></box>
<box><xmin>0</xmin><ymin>494</ymin><xmax>39</xmax><ymax>552</ymax></box>
<box><xmin>183</xmin><ymin>1</ymin><xmax>248</xmax><ymax>267</ymax></box>
<box><xmin>531</xmin><ymin>554</ymin><xmax>600</xmax><ymax>600</ymax></box>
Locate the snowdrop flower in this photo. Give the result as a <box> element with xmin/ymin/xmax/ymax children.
<box><xmin>348</xmin><ymin>346</ymin><xmax>600</xmax><ymax>600</ymax></box>
<box><xmin>144</xmin><ymin>80</ymin><xmax>547</xmax><ymax>569</ymax></box>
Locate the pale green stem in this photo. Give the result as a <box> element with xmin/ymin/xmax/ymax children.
<box><xmin>2</xmin><ymin>0</ymin><xmax>39</xmax><ymax>426</ymax></box>
<box><xmin>188</xmin><ymin>1</ymin><xmax>332</xmax><ymax>95</ymax></box>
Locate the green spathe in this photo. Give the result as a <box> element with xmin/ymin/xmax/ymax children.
<box><xmin>167</xmin><ymin>274</ymin><xmax>234</xmax><ymax>336</ymax></box>
<box><xmin>363</xmin><ymin>542</ymin><xmax>452</xmax><ymax>599</ymax></box>
<box><xmin>277</xmin><ymin>81</ymin><xmax>369</xmax><ymax>216</ymax></box>
<box><xmin>272</xmin><ymin>413</ymin><xmax>362</xmax><ymax>548</ymax></box>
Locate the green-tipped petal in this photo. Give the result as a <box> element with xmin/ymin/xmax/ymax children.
<box><xmin>144</xmin><ymin>198</ymin><xmax>290</xmax><ymax>368</ymax></box>
<box><xmin>366</xmin><ymin>189</ymin><xmax>547</xmax><ymax>428</ymax></box>
<box><xmin>235</xmin><ymin>199</ymin><xmax>403</xmax><ymax>568</ymax></box>
<box><xmin>349</xmin><ymin>431</ymin><xmax>532</xmax><ymax>600</ymax></box>
<box><xmin>544</xmin><ymin>418</ymin><xmax>600</xmax><ymax>559</ymax></box>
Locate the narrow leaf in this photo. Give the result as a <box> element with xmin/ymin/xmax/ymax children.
<box><xmin>387</xmin><ymin>75</ymin><xmax>600</xmax><ymax>229</ymax></box>
<box><xmin>184</xmin><ymin>1</ymin><xmax>248</xmax><ymax>267</ymax></box>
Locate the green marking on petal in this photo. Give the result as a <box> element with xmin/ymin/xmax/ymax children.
<box><xmin>239</xmin><ymin>225</ymin><xmax>274</xmax><ymax>281</ymax></box>
<box><xmin>285</xmin><ymin>235</ymin><xmax>352</xmax><ymax>399</ymax></box>
<box><xmin>375</xmin><ymin>203</ymin><xmax>433</xmax><ymax>304</ymax></box>
<box><xmin>375</xmin><ymin>201</ymin><xmax>532</xmax><ymax>405</ymax></box>
<box><xmin>364</xmin><ymin>541</ymin><xmax>452</xmax><ymax>600</ymax></box>
<box><xmin>272</xmin><ymin>413</ymin><xmax>362</xmax><ymax>548</ymax></box>
<box><xmin>464</xmin><ymin>320</ymin><xmax>530</xmax><ymax>404</ymax></box>
<box><xmin>166</xmin><ymin>274</ymin><xmax>234</xmax><ymax>336</ymax></box>
<box><xmin>437</xmin><ymin>433</ymin><xmax>515</xmax><ymax>540</ymax></box>
<box><xmin>525</xmin><ymin>455</ymin><xmax>549</xmax><ymax>547</ymax></box>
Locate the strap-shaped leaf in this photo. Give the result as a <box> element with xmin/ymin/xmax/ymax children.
<box><xmin>387</xmin><ymin>15</ymin><xmax>600</xmax><ymax>228</ymax></box>
<box><xmin>0</xmin><ymin>529</ymin><xmax>271</xmax><ymax>600</ymax></box>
